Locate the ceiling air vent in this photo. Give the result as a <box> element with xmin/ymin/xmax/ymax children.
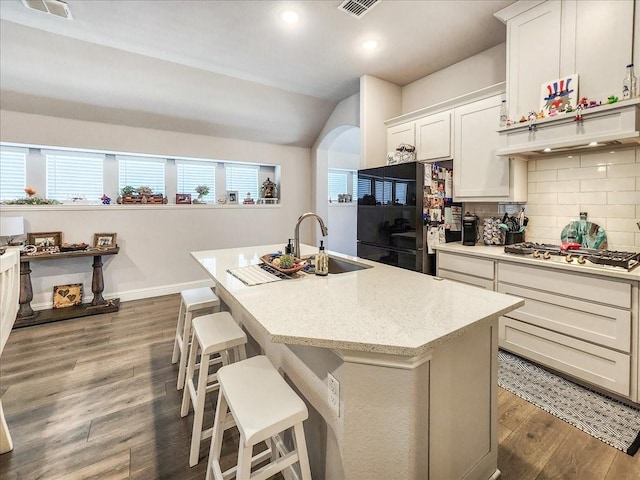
<box><xmin>338</xmin><ymin>0</ymin><xmax>380</xmax><ymax>19</ymax></box>
<box><xmin>22</xmin><ymin>0</ymin><xmax>73</xmax><ymax>20</ymax></box>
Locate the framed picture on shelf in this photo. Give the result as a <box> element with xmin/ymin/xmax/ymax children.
<box><xmin>176</xmin><ymin>193</ymin><xmax>192</xmax><ymax>204</ymax></box>
<box><xmin>27</xmin><ymin>231</ymin><xmax>62</xmax><ymax>251</ymax></box>
<box><xmin>53</xmin><ymin>283</ymin><xmax>83</xmax><ymax>309</ymax></box>
<box><xmin>93</xmin><ymin>233</ymin><xmax>117</xmax><ymax>248</ymax></box>
<box><xmin>227</xmin><ymin>191</ymin><xmax>238</xmax><ymax>205</ymax></box>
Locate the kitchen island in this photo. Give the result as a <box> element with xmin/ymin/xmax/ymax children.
<box><xmin>191</xmin><ymin>244</ymin><xmax>523</xmax><ymax>480</ymax></box>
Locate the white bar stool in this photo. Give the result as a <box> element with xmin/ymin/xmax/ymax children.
<box><xmin>172</xmin><ymin>287</ymin><xmax>220</xmax><ymax>390</ymax></box>
<box><xmin>181</xmin><ymin>312</ymin><xmax>247</xmax><ymax>467</ymax></box>
<box><xmin>206</xmin><ymin>355</ymin><xmax>312</xmax><ymax>480</ymax></box>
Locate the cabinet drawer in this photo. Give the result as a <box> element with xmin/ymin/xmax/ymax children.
<box><xmin>498</xmin><ymin>283</ymin><xmax>630</xmax><ymax>352</ymax></box>
<box><xmin>498</xmin><ymin>262</ymin><xmax>631</xmax><ymax>308</ymax></box>
<box><xmin>438</xmin><ymin>253</ymin><xmax>494</xmax><ymax>280</ymax></box>
<box><xmin>499</xmin><ymin>317</ymin><xmax>630</xmax><ymax>397</ymax></box>
<box><xmin>439</xmin><ymin>270</ymin><xmax>494</xmax><ymax>290</ymax></box>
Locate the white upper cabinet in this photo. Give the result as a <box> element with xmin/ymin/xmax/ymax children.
<box><xmin>386</xmin><ymin>122</ymin><xmax>415</xmax><ymax>154</ymax></box>
<box><xmin>497</xmin><ymin>0</ymin><xmax>634</xmax><ymax>121</ymax></box>
<box><xmin>454</xmin><ymin>94</ymin><xmax>527</xmax><ymax>201</ymax></box>
<box><xmin>415</xmin><ymin>111</ymin><xmax>451</xmax><ymax>160</ymax></box>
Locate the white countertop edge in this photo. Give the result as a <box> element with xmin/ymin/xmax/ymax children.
<box><xmin>192</xmin><ymin>243</ymin><xmax>524</xmax><ymax>359</ymax></box>
<box><xmin>433</xmin><ymin>243</ymin><xmax>640</xmax><ymax>281</ymax></box>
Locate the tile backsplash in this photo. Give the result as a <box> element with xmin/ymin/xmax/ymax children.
<box><xmin>464</xmin><ymin>147</ymin><xmax>640</xmax><ymax>251</ymax></box>
<box><xmin>526</xmin><ymin>148</ymin><xmax>639</xmax><ymax>250</ymax></box>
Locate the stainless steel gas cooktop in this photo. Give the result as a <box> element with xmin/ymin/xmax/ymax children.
<box><xmin>504</xmin><ymin>242</ymin><xmax>640</xmax><ymax>271</ymax></box>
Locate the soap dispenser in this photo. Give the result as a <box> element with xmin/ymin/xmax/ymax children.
<box><xmin>315</xmin><ymin>240</ymin><xmax>328</xmax><ymax>276</ymax></box>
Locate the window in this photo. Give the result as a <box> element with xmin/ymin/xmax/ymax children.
<box><xmin>118</xmin><ymin>155</ymin><xmax>165</xmax><ymax>195</ymax></box>
<box><xmin>176</xmin><ymin>160</ymin><xmax>216</xmax><ymax>201</ymax></box>
<box><xmin>328</xmin><ymin>169</ymin><xmax>356</xmax><ymax>202</ymax></box>
<box><xmin>45</xmin><ymin>150</ymin><xmax>104</xmax><ymax>202</ymax></box>
<box><xmin>328</xmin><ymin>170</ymin><xmax>348</xmax><ymax>202</ymax></box>
<box><xmin>226</xmin><ymin>164</ymin><xmax>259</xmax><ymax>199</ymax></box>
<box><xmin>0</xmin><ymin>146</ymin><xmax>27</xmax><ymax>201</ymax></box>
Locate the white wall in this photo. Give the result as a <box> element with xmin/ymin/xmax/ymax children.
<box><xmin>360</xmin><ymin>75</ymin><xmax>402</xmax><ymax>169</ymax></box>
<box><xmin>402</xmin><ymin>43</ymin><xmax>507</xmax><ymax>113</ymax></box>
<box><xmin>0</xmin><ymin>110</ymin><xmax>312</xmax><ymax>309</ymax></box>
<box><xmin>327</xmin><ymin>134</ymin><xmax>359</xmax><ymax>257</ymax></box>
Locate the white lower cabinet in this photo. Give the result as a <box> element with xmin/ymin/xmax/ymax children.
<box><xmin>497</xmin><ymin>262</ymin><xmax>635</xmax><ymax>400</ymax></box>
<box><xmin>436</xmin><ymin>252</ymin><xmax>495</xmax><ymax>290</ymax></box>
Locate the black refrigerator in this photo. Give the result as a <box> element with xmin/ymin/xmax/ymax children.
<box><xmin>357</xmin><ymin>163</ymin><xmax>424</xmax><ymax>272</ymax></box>
<box><xmin>357</xmin><ymin>162</ymin><xmax>461</xmax><ymax>274</ymax></box>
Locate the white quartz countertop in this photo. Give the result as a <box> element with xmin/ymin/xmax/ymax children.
<box><xmin>433</xmin><ymin>243</ymin><xmax>640</xmax><ymax>281</ymax></box>
<box><xmin>191</xmin><ymin>244</ymin><xmax>523</xmax><ymax>357</ymax></box>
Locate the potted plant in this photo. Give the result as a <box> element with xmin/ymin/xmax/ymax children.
<box><xmin>194</xmin><ymin>185</ymin><xmax>209</xmax><ymax>203</ymax></box>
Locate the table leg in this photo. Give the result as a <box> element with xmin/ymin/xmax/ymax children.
<box><xmin>17</xmin><ymin>261</ymin><xmax>34</xmax><ymax>318</ymax></box>
<box><xmin>91</xmin><ymin>255</ymin><xmax>106</xmax><ymax>306</ymax></box>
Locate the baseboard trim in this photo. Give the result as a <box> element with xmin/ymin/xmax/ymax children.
<box><xmin>31</xmin><ymin>279</ymin><xmax>215</xmax><ymax>311</ymax></box>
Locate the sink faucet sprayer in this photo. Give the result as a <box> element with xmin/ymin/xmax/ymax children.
<box><xmin>294</xmin><ymin>212</ymin><xmax>328</xmax><ymax>259</ymax></box>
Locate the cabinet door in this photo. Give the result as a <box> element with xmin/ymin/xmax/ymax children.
<box><xmin>386</xmin><ymin>122</ymin><xmax>415</xmax><ymax>153</ymax></box>
<box><xmin>506</xmin><ymin>0</ymin><xmax>561</xmax><ymax>118</ymax></box>
<box><xmin>453</xmin><ymin>95</ymin><xmax>510</xmax><ymax>198</ymax></box>
<box><xmin>415</xmin><ymin>111</ymin><xmax>451</xmax><ymax>160</ymax></box>
<box><xmin>572</xmin><ymin>0</ymin><xmax>633</xmax><ymax>102</ymax></box>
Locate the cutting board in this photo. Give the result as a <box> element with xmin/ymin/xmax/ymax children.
<box><xmin>560</xmin><ymin>221</ymin><xmax>608</xmax><ymax>249</ymax></box>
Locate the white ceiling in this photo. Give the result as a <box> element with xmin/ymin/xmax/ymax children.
<box><xmin>0</xmin><ymin>0</ymin><xmax>514</xmax><ymax>147</ymax></box>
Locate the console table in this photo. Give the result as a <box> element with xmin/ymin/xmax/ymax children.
<box><xmin>16</xmin><ymin>247</ymin><xmax>120</xmax><ymax>328</ymax></box>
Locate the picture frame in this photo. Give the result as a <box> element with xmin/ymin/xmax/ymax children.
<box><xmin>93</xmin><ymin>233</ymin><xmax>117</xmax><ymax>248</ymax></box>
<box><xmin>27</xmin><ymin>231</ymin><xmax>62</xmax><ymax>251</ymax></box>
<box><xmin>227</xmin><ymin>191</ymin><xmax>238</xmax><ymax>205</ymax></box>
<box><xmin>540</xmin><ymin>74</ymin><xmax>578</xmax><ymax>114</ymax></box>
<box><xmin>53</xmin><ymin>283</ymin><xmax>83</xmax><ymax>309</ymax></box>
<box><xmin>176</xmin><ymin>193</ymin><xmax>192</xmax><ymax>204</ymax></box>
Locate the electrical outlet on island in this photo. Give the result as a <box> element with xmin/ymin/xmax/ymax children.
<box><xmin>327</xmin><ymin>372</ymin><xmax>340</xmax><ymax>416</ymax></box>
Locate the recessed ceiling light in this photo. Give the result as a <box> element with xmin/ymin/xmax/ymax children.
<box><xmin>362</xmin><ymin>40</ymin><xmax>378</xmax><ymax>50</ymax></box>
<box><xmin>280</xmin><ymin>10</ymin><xmax>299</xmax><ymax>23</ymax></box>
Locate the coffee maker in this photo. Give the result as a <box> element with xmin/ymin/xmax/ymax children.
<box><xmin>462</xmin><ymin>213</ymin><xmax>478</xmax><ymax>246</ymax></box>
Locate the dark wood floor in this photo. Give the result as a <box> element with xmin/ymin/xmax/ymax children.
<box><xmin>0</xmin><ymin>295</ymin><xmax>638</xmax><ymax>479</ymax></box>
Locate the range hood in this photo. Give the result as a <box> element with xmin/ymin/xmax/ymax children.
<box><xmin>496</xmin><ymin>99</ymin><xmax>640</xmax><ymax>158</ymax></box>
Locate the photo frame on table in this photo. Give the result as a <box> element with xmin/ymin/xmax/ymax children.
<box><xmin>176</xmin><ymin>193</ymin><xmax>192</xmax><ymax>204</ymax></box>
<box><xmin>93</xmin><ymin>233</ymin><xmax>117</xmax><ymax>248</ymax></box>
<box><xmin>53</xmin><ymin>283</ymin><xmax>83</xmax><ymax>309</ymax></box>
<box><xmin>227</xmin><ymin>191</ymin><xmax>238</xmax><ymax>205</ymax></box>
<box><xmin>27</xmin><ymin>231</ymin><xmax>62</xmax><ymax>251</ymax></box>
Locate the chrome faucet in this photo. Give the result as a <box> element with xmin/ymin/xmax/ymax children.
<box><xmin>294</xmin><ymin>212</ymin><xmax>328</xmax><ymax>259</ymax></box>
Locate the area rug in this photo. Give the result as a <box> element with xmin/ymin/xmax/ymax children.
<box><xmin>498</xmin><ymin>350</ymin><xmax>640</xmax><ymax>456</ymax></box>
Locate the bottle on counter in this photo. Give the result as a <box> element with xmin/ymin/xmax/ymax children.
<box><xmin>623</xmin><ymin>63</ymin><xmax>637</xmax><ymax>99</ymax></box>
<box><xmin>285</xmin><ymin>238</ymin><xmax>293</xmax><ymax>255</ymax></box>
<box><xmin>315</xmin><ymin>240</ymin><xmax>328</xmax><ymax>276</ymax></box>
<box><xmin>499</xmin><ymin>99</ymin><xmax>508</xmax><ymax>127</ymax></box>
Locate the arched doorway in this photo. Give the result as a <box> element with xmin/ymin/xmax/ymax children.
<box><xmin>315</xmin><ymin>126</ymin><xmax>360</xmax><ymax>256</ymax></box>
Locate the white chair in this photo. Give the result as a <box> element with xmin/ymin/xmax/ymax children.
<box><xmin>172</xmin><ymin>287</ymin><xmax>220</xmax><ymax>390</ymax></box>
<box><xmin>0</xmin><ymin>248</ymin><xmax>20</xmax><ymax>454</ymax></box>
<box><xmin>181</xmin><ymin>312</ymin><xmax>247</xmax><ymax>467</ymax></box>
<box><xmin>206</xmin><ymin>355</ymin><xmax>312</xmax><ymax>480</ymax></box>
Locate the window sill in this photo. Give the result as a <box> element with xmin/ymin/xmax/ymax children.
<box><xmin>0</xmin><ymin>203</ymin><xmax>282</xmax><ymax>212</ymax></box>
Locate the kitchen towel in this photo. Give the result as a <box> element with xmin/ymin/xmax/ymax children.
<box><xmin>498</xmin><ymin>350</ymin><xmax>640</xmax><ymax>456</ymax></box>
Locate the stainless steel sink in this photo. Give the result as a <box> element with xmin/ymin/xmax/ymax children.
<box><xmin>327</xmin><ymin>256</ymin><xmax>372</xmax><ymax>274</ymax></box>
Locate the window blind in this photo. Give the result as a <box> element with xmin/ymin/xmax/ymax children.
<box><xmin>118</xmin><ymin>155</ymin><xmax>166</xmax><ymax>195</ymax></box>
<box><xmin>45</xmin><ymin>150</ymin><xmax>104</xmax><ymax>202</ymax></box>
<box><xmin>226</xmin><ymin>164</ymin><xmax>259</xmax><ymax>199</ymax></box>
<box><xmin>0</xmin><ymin>147</ymin><xmax>27</xmax><ymax>201</ymax></box>
<box><xmin>328</xmin><ymin>170</ymin><xmax>348</xmax><ymax>202</ymax></box>
<box><xmin>176</xmin><ymin>160</ymin><xmax>216</xmax><ymax>201</ymax></box>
